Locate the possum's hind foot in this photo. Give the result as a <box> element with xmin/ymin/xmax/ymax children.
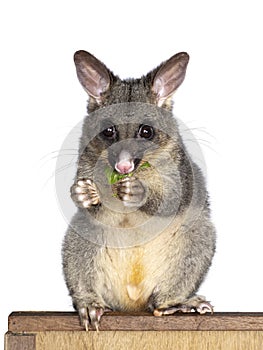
<box><xmin>153</xmin><ymin>295</ymin><xmax>214</xmax><ymax>316</ymax></box>
<box><xmin>71</xmin><ymin>179</ymin><xmax>100</xmax><ymax>208</ymax></box>
<box><xmin>79</xmin><ymin>305</ymin><xmax>105</xmax><ymax>331</ymax></box>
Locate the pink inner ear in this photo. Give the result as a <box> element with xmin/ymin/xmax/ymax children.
<box><xmin>154</xmin><ymin>79</ymin><xmax>165</xmax><ymax>98</ymax></box>
<box><xmin>152</xmin><ymin>52</ymin><xmax>189</xmax><ymax>106</ymax></box>
<box><xmin>78</xmin><ymin>65</ymin><xmax>110</xmax><ymax>100</ymax></box>
<box><xmin>74</xmin><ymin>50</ymin><xmax>111</xmax><ymax>101</ymax></box>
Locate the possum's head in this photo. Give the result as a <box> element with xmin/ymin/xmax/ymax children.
<box><xmin>74</xmin><ymin>51</ymin><xmax>189</xmax><ymax>176</ymax></box>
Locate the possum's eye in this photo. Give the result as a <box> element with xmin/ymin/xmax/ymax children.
<box><xmin>102</xmin><ymin>126</ymin><xmax>116</xmax><ymax>138</ymax></box>
<box><xmin>138</xmin><ymin>125</ymin><xmax>154</xmax><ymax>140</ymax></box>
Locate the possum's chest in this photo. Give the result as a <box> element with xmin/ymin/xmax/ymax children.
<box><xmin>95</xmin><ymin>236</ymin><xmax>172</xmax><ymax>311</ymax></box>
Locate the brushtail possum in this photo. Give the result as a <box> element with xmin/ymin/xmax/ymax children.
<box><xmin>62</xmin><ymin>50</ymin><xmax>216</xmax><ymax>330</ymax></box>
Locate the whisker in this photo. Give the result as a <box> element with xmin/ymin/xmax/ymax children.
<box><xmin>177</xmin><ymin>123</ymin><xmax>217</xmax><ymax>155</ymax></box>
<box><xmin>179</xmin><ymin>125</ymin><xmax>217</xmax><ymax>141</ymax></box>
<box><xmin>40</xmin><ymin>149</ymin><xmax>79</xmax><ymax>171</ymax></box>
<box><xmin>42</xmin><ymin>162</ymin><xmax>77</xmax><ymax>188</ymax></box>
<box><xmin>40</xmin><ymin>149</ymin><xmax>79</xmax><ymax>161</ymax></box>
<box><xmin>182</xmin><ymin>138</ymin><xmax>218</xmax><ymax>154</ymax></box>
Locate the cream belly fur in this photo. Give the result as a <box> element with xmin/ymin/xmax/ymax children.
<box><xmin>95</xmin><ymin>218</ymin><xmax>183</xmax><ymax>311</ymax></box>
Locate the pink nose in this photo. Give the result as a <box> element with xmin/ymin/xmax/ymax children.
<box><xmin>115</xmin><ymin>161</ymin><xmax>134</xmax><ymax>174</ymax></box>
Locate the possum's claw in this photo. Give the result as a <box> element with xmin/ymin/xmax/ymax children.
<box><xmin>71</xmin><ymin>179</ymin><xmax>100</xmax><ymax>208</ymax></box>
<box><xmin>153</xmin><ymin>296</ymin><xmax>214</xmax><ymax>316</ymax></box>
<box><xmin>196</xmin><ymin>301</ymin><xmax>214</xmax><ymax>314</ymax></box>
<box><xmin>88</xmin><ymin>305</ymin><xmax>104</xmax><ymax>332</ymax></box>
<box><xmin>79</xmin><ymin>307</ymin><xmax>89</xmax><ymax>331</ymax></box>
<box><xmin>116</xmin><ymin>176</ymin><xmax>145</xmax><ymax>207</ymax></box>
<box><xmin>78</xmin><ymin>305</ymin><xmax>105</xmax><ymax>331</ymax></box>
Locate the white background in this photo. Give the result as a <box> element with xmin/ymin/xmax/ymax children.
<box><xmin>1</xmin><ymin>0</ymin><xmax>263</xmax><ymax>342</ymax></box>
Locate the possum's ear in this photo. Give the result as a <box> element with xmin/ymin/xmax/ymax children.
<box><xmin>74</xmin><ymin>50</ymin><xmax>111</xmax><ymax>104</ymax></box>
<box><xmin>152</xmin><ymin>52</ymin><xmax>189</xmax><ymax>107</ymax></box>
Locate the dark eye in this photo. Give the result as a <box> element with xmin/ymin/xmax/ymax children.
<box><xmin>102</xmin><ymin>126</ymin><xmax>116</xmax><ymax>138</ymax></box>
<box><xmin>138</xmin><ymin>125</ymin><xmax>154</xmax><ymax>139</ymax></box>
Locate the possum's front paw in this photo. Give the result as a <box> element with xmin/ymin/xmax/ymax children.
<box><xmin>71</xmin><ymin>179</ymin><xmax>100</xmax><ymax>208</ymax></box>
<box><xmin>116</xmin><ymin>176</ymin><xmax>146</xmax><ymax>207</ymax></box>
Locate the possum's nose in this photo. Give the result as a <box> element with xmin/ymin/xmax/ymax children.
<box><xmin>115</xmin><ymin>160</ymin><xmax>134</xmax><ymax>174</ymax></box>
<box><xmin>115</xmin><ymin>150</ymin><xmax>134</xmax><ymax>174</ymax></box>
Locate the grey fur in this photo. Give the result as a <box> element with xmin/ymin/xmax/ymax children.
<box><xmin>62</xmin><ymin>51</ymin><xmax>216</xmax><ymax>329</ymax></box>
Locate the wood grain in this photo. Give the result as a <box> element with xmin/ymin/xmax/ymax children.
<box><xmin>35</xmin><ymin>331</ymin><xmax>263</xmax><ymax>350</ymax></box>
<box><xmin>4</xmin><ymin>333</ymin><xmax>35</xmax><ymax>350</ymax></box>
<box><xmin>8</xmin><ymin>311</ymin><xmax>263</xmax><ymax>332</ymax></box>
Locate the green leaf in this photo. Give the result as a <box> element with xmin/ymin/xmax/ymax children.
<box><xmin>139</xmin><ymin>161</ymin><xmax>151</xmax><ymax>169</ymax></box>
<box><xmin>105</xmin><ymin>161</ymin><xmax>151</xmax><ymax>185</ymax></box>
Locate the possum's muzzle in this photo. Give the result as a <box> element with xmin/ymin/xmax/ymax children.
<box><xmin>108</xmin><ymin>140</ymin><xmax>145</xmax><ymax>175</ymax></box>
<box><xmin>115</xmin><ymin>150</ymin><xmax>134</xmax><ymax>174</ymax></box>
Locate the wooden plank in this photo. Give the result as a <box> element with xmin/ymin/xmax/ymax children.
<box><xmin>4</xmin><ymin>333</ymin><xmax>36</xmax><ymax>350</ymax></box>
<box><xmin>8</xmin><ymin>311</ymin><xmax>263</xmax><ymax>332</ymax></box>
<box><xmin>35</xmin><ymin>331</ymin><xmax>263</xmax><ymax>350</ymax></box>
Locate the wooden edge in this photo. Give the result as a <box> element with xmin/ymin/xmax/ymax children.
<box><xmin>8</xmin><ymin>312</ymin><xmax>263</xmax><ymax>332</ymax></box>
<box><xmin>4</xmin><ymin>332</ymin><xmax>36</xmax><ymax>350</ymax></box>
